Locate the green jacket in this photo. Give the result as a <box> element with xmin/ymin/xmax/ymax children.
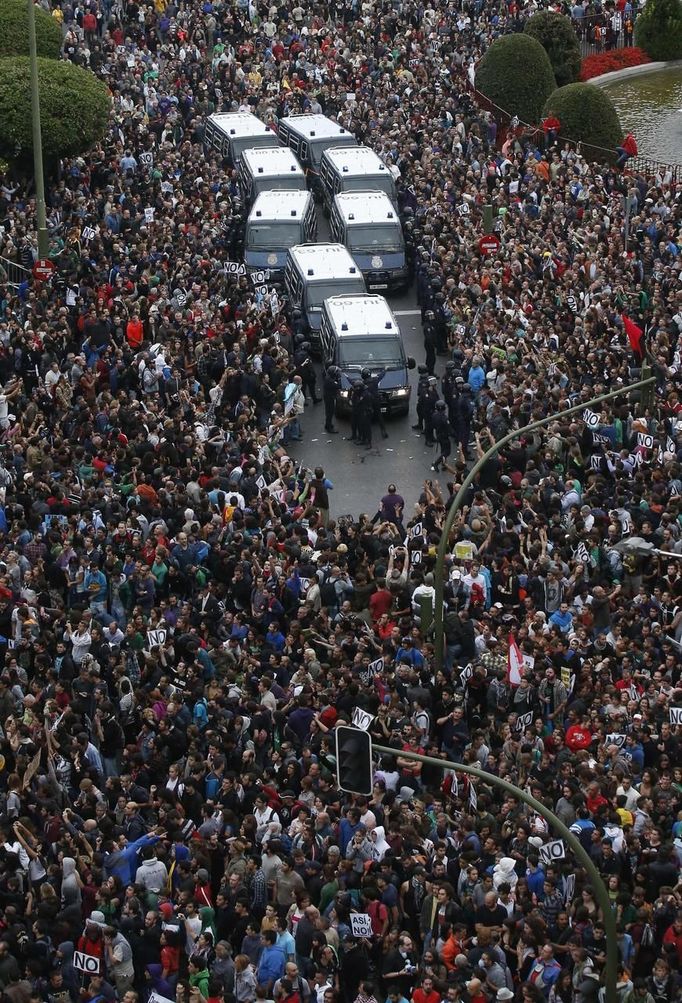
<box><xmin>189</xmin><ymin>969</ymin><xmax>210</xmax><ymax>998</ymax></box>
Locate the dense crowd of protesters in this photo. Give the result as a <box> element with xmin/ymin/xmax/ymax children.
<box><xmin>0</xmin><ymin>2</ymin><xmax>680</xmax><ymax>1003</ymax></box>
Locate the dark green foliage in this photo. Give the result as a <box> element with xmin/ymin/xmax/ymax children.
<box><xmin>542</xmin><ymin>83</ymin><xmax>623</xmax><ymax>162</ymax></box>
<box><xmin>525</xmin><ymin>11</ymin><xmax>582</xmax><ymax>86</ymax></box>
<box><xmin>635</xmin><ymin>0</ymin><xmax>682</xmax><ymax>60</ymax></box>
<box><xmin>476</xmin><ymin>34</ymin><xmax>557</xmax><ymax>124</ymax></box>
<box><xmin>0</xmin><ymin>0</ymin><xmax>63</xmax><ymax>59</ymax></box>
<box><xmin>0</xmin><ymin>57</ymin><xmax>110</xmax><ymax>163</ymax></box>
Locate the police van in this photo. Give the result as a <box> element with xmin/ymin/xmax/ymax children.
<box><xmin>238</xmin><ymin>147</ymin><xmax>306</xmax><ymax>208</ymax></box>
<box><xmin>329</xmin><ymin>191</ymin><xmax>408</xmax><ymax>292</ymax></box>
<box><xmin>244</xmin><ymin>191</ymin><xmax>317</xmax><ymax>282</ymax></box>
<box><xmin>284</xmin><ymin>243</ymin><xmax>366</xmax><ymax>341</ymax></box>
<box><xmin>203</xmin><ymin>112</ymin><xmax>279</xmax><ymax>166</ymax></box>
<box><xmin>320</xmin><ymin>146</ymin><xmax>397</xmax><ymax>212</ymax></box>
<box><xmin>320</xmin><ymin>294</ymin><xmax>415</xmax><ymax>417</ymax></box>
<box><xmin>277</xmin><ymin>115</ymin><xmax>357</xmax><ymax>196</ymax></box>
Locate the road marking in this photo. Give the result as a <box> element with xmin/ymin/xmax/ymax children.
<box><xmin>394</xmin><ymin>309</ymin><xmax>422</xmax><ymax>317</ymax></box>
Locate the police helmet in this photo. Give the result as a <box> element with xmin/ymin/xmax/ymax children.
<box><xmin>445</xmin><ymin>361</ymin><xmax>457</xmax><ymax>372</ymax></box>
<box><xmin>300</xmin><ymin>341</ymin><xmax>311</xmax><ymax>353</ymax></box>
<box><xmin>435</xmin><ymin>400</ymin><xmax>447</xmax><ymax>411</ymax></box>
<box><xmin>417</xmin><ymin>364</ymin><xmax>429</xmax><ymax>375</ymax></box>
<box><xmin>428</xmin><ymin>376</ymin><xmax>438</xmax><ymax>385</ymax></box>
<box><xmin>425</xmin><ymin>310</ymin><xmax>435</xmax><ymax>320</ymax></box>
<box><xmin>327</xmin><ymin>366</ymin><xmax>341</xmax><ymax>378</ymax></box>
<box><xmin>462</xmin><ymin>384</ymin><xmax>473</xmax><ymax>393</ymax></box>
<box><xmin>361</xmin><ymin>368</ymin><xmax>371</xmax><ymax>380</ymax></box>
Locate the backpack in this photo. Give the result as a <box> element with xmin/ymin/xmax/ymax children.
<box><xmin>320</xmin><ymin>575</ymin><xmax>338</xmax><ymax>606</ymax></box>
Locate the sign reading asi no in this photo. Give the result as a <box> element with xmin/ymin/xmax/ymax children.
<box><xmin>73</xmin><ymin>952</ymin><xmax>101</xmax><ymax>974</ymax></box>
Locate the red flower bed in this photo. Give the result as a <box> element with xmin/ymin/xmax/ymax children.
<box><xmin>580</xmin><ymin>47</ymin><xmax>651</xmax><ymax>80</ymax></box>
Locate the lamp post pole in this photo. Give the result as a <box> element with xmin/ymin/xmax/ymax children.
<box><xmin>433</xmin><ymin>376</ymin><xmax>656</xmax><ymax>672</ymax></box>
<box><xmin>27</xmin><ymin>0</ymin><xmax>49</xmax><ymax>259</ymax></box>
<box><xmin>373</xmin><ymin>743</ymin><xmax>619</xmax><ymax>1003</ymax></box>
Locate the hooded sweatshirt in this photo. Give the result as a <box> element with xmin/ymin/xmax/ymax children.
<box><xmin>136</xmin><ymin>854</ymin><xmax>169</xmax><ymax>894</ymax></box>
<box><xmin>493</xmin><ymin>857</ymin><xmax>519</xmax><ymax>892</ymax></box>
<box><xmin>61</xmin><ymin>858</ymin><xmax>82</xmax><ymax>909</ymax></box>
<box><xmin>371</xmin><ymin>825</ymin><xmax>391</xmax><ymax>861</ymax></box>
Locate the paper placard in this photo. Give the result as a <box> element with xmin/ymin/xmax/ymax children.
<box><xmin>670</xmin><ymin>707</ymin><xmax>682</xmax><ymax>726</ymax></box>
<box><xmin>410</xmin><ymin>522</ymin><xmax>423</xmax><ymax>539</ymax></box>
<box><xmin>454</xmin><ymin>541</ymin><xmax>475</xmax><ymax>561</ymax></box>
<box><xmin>582</xmin><ymin>408</ymin><xmax>599</xmax><ymax>429</ymax></box>
<box><xmin>139</xmin><ymin>152</ymin><xmax>154</xmax><ymax>168</ymax></box>
<box><xmin>256</xmin><ymin>475</ymin><xmax>267</xmax><ymax>491</ymax></box>
<box><xmin>144</xmin><ymin>207</ymin><xmax>155</xmax><ymax>223</ymax></box>
<box><xmin>149</xmin><ymin>993</ymin><xmax>176</xmax><ymax>1003</ymax></box>
<box><xmin>351</xmin><ymin>708</ymin><xmax>374</xmax><ymax>732</ymax></box>
<box><xmin>250</xmin><ymin>269</ymin><xmax>271</xmax><ymax>284</ymax></box>
<box><xmin>224</xmin><ymin>261</ymin><xmax>246</xmax><ymax>275</ymax></box>
<box><xmin>368</xmin><ymin>657</ymin><xmax>384</xmax><ymax>676</ymax></box>
<box><xmin>350</xmin><ymin>914</ymin><xmax>373</xmax><ymax>938</ymax></box>
<box><xmin>460</xmin><ymin>663</ymin><xmax>474</xmax><ymax>685</ymax></box>
<box><xmin>561</xmin><ymin>667</ymin><xmax>571</xmax><ymax>690</ymax></box>
<box><xmin>514</xmin><ymin>710</ymin><xmax>534</xmax><ymax>732</ymax></box>
<box><xmin>606</xmin><ymin>733</ymin><xmax>626</xmax><ymax>748</ymax></box>
<box><xmin>469</xmin><ymin>784</ymin><xmax>477</xmax><ymax>811</ymax></box>
<box><xmin>411</xmin><ymin>550</ymin><xmax>422</xmax><ymax>565</ymax></box>
<box><xmin>73</xmin><ymin>952</ymin><xmax>101</xmax><ymax>975</ymax></box>
<box><xmin>539</xmin><ymin>839</ymin><xmax>566</xmax><ymax>865</ymax></box>
<box><xmin>146</xmin><ymin>628</ymin><xmax>167</xmax><ymax>650</ymax></box>
<box><xmin>82</xmin><ymin>226</ymin><xmax>96</xmax><ymax>241</ymax></box>
<box><xmin>457</xmin><ymin>202</ymin><xmax>470</xmax><ymax>217</ymax></box>
<box><xmin>564</xmin><ymin>873</ymin><xmax>575</xmax><ymax>905</ymax></box>
<box><xmin>637</xmin><ymin>432</ymin><xmax>654</xmax><ymax>450</ymax></box>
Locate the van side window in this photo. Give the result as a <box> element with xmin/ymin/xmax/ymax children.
<box><xmin>300</xmin><ymin>141</ymin><xmax>309</xmax><ymax>164</ymax></box>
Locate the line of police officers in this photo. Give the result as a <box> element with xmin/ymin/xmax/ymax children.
<box><xmin>414</xmin><ymin>358</ymin><xmax>475</xmax><ymax>472</ymax></box>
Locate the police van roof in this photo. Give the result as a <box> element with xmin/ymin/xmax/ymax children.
<box><xmin>249</xmin><ymin>190</ymin><xmax>312</xmax><ymax>221</ymax></box>
<box><xmin>240</xmin><ymin>146</ymin><xmax>304</xmax><ymax>175</ymax></box>
<box><xmin>278</xmin><ymin>114</ymin><xmax>355</xmax><ymax>142</ymax></box>
<box><xmin>288</xmin><ymin>243</ymin><xmax>361</xmax><ymax>280</ymax></box>
<box><xmin>333</xmin><ymin>191</ymin><xmax>400</xmax><ymax>226</ymax></box>
<box><xmin>207</xmin><ymin>112</ymin><xmax>275</xmax><ymax>138</ymax></box>
<box><xmin>323</xmin><ymin>294</ymin><xmax>399</xmax><ymax>337</ymax></box>
<box><xmin>323</xmin><ymin>146</ymin><xmax>390</xmax><ymax>174</ymax></box>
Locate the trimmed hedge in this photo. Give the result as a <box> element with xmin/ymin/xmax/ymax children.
<box><xmin>476</xmin><ymin>34</ymin><xmax>556</xmax><ymax>124</ymax></box>
<box><xmin>0</xmin><ymin>57</ymin><xmax>110</xmax><ymax>163</ymax></box>
<box><xmin>635</xmin><ymin>0</ymin><xmax>682</xmax><ymax>60</ymax></box>
<box><xmin>542</xmin><ymin>83</ymin><xmax>622</xmax><ymax>162</ymax></box>
<box><xmin>524</xmin><ymin>11</ymin><xmax>582</xmax><ymax>86</ymax></box>
<box><xmin>0</xmin><ymin>0</ymin><xmax>63</xmax><ymax>60</ymax></box>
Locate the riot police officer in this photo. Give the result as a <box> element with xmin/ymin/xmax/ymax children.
<box><xmin>423</xmin><ymin>310</ymin><xmax>437</xmax><ymax>375</ymax></box>
<box><xmin>362</xmin><ymin>367</ymin><xmax>388</xmax><ymax>441</ymax></box>
<box><xmin>350</xmin><ymin>379</ymin><xmax>366</xmax><ymax>443</ymax></box>
<box><xmin>412</xmin><ymin>364</ymin><xmax>430</xmax><ymax>432</ymax></box>
<box><xmin>431</xmin><ymin>399</ymin><xmax>452</xmax><ymax>473</ymax></box>
<box><xmin>323</xmin><ymin>365</ymin><xmax>341</xmax><ymax>434</ymax></box>
<box><xmin>442</xmin><ymin>360</ymin><xmax>458</xmax><ymax>425</ymax></box>
<box><xmin>294</xmin><ymin>340</ymin><xmax>320</xmax><ymax>404</ymax></box>
<box><xmin>454</xmin><ymin>383</ymin><xmax>475</xmax><ymax>462</ymax></box>
<box><xmin>423</xmin><ymin>376</ymin><xmax>440</xmax><ymax>447</ymax></box>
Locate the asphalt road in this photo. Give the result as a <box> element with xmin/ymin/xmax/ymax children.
<box><xmin>287</xmin><ymin>279</ymin><xmax>455</xmax><ymax>517</ymax></box>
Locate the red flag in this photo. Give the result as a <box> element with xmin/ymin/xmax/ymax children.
<box><xmin>622</xmin><ymin>314</ymin><xmax>643</xmax><ymax>357</ymax></box>
<box><xmin>507</xmin><ymin>633</ymin><xmax>523</xmax><ymax>688</ymax></box>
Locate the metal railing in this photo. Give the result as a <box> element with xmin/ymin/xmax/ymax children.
<box><xmin>571</xmin><ymin>12</ymin><xmax>636</xmax><ymax>56</ymax></box>
<box><xmin>0</xmin><ymin>256</ymin><xmax>31</xmax><ymax>289</ymax></box>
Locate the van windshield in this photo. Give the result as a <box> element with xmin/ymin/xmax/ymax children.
<box><xmin>338</xmin><ymin>337</ymin><xmax>403</xmax><ymax>367</ymax></box>
<box><xmin>348</xmin><ymin>225</ymin><xmax>404</xmax><ymax>253</ymax></box>
<box><xmin>344</xmin><ymin>176</ymin><xmax>395</xmax><ymax>198</ymax></box>
<box><xmin>308</xmin><ymin>279</ymin><xmax>366</xmax><ymax>310</ymax></box>
<box><xmin>246</xmin><ymin>222</ymin><xmax>303</xmax><ymax>248</ymax></box>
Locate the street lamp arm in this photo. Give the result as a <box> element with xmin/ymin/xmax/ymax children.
<box><xmin>373</xmin><ymin>742</ymin><xmax>619</xmax><ymax>1003</ymax></box>
<box><xmin>433</xmin><ymin>375</ymin><xmax>656</xmax><ymax>673</ymax></box>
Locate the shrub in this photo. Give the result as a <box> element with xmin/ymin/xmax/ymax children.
<box><xmin>542</xmin><ymin>83</ymin><xmax>622</xmax><ymax>162</ymax></box>
<box><xmin>579</xmin><ymin>47</ymin><xmax>652</xmax><ymax>80</ymax></box>
<box><xmin>0</xmin><ymin>57</ymin><xmax>110</xmax><ymax>164</ymax></box>
<box><xmin>635</xmin><ymin>0</ymin><xmax>682</xmax><ymax>60</ymax></box>
<box><xmin>0</xmin><ymin>0</ymin><xmax>63</xmax><ymax>60</ymax></box>
<box><xmin>476</xmin><ymin>34</ymin><xmax>557</xmax><ymax>124</ymax></box>
<box><xmin>524</xmin><ymin>11</ymin><xmax>582</xmax><ymax>86</ymax></box>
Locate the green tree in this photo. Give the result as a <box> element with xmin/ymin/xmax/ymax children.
<box><xmin>542</xmin><ymin>83</ymin><xmax>622</xmax><ymax>162</ymax></box>
<box><xmin>524</xmin><ymin>11</ymin><xmax>582</xmax><ymax>86</ymax></box>
<box><xmin>475</xmin><ymin>34</ymin><xmax>556</xmax><ymax>124</ymax></box>
<box><xmin>635</xmin><ymin>0</ymin><xmax>682</xmax><ymax>60</ymax></box>
<box><xmin>0</xmin><ymin>57</ymin><xmax>110</xmax><ymax>164</ymax></box>
<box><xmin>0</xmin><ymin>0</ymin><xmax>63</xmax><ymax>60</ymax></box>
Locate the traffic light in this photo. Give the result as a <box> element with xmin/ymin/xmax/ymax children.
<box><xmin>335</xmin><ymin>725</ymin><xmax>373</xmax><ymax>795</ymax></box>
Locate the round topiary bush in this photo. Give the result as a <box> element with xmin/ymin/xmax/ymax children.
<box><xmin>524</xmin><ymin>11</ymin><xmax>582</xmax><ymax>86</ymax></box>
<box><xmin>542</xmin><ymin>83</ymin><xmax>622</xmax><ymax>162</ymax></box>
<box><xmin>0</xmin><ymin>0</ymin><xmax>63</xmax><ymax>60</ymax></box>
<box><xmin>476</xmin><ymin>34</ymin><xmax>556</xmax><ymax>124</ymax></box>
<box><xmin>0</xmin><ymin>57</ymin><xmax>110</xmax><ymax>165</ymax></box>
<box><xmin>635</xmin><ymin>0</ymin><xmax>682</xmax><ymax>60</ymax></box>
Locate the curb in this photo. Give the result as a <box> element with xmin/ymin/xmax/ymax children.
<box><xmin>590</xmin><ymin>58</ymin><xmax>682</xmax><ymax>86</ymax></box>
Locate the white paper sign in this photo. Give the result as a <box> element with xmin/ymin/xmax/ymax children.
<box><xmin>73</xmin><ymin>952</ymin><xmax>101</xmax><ymax>975</ymax></box>
<box><xmin>410</xmin><ymin>522</ymin><xmax>423</xmax><ymax>539</ymax></box>
<box><xmin>637</xmin><ymin>432</ymin><xmax>654</xmax><ymax>450</ymax></box>
<box><xmin>250</xmin><ymin>269</ymin><xmax>271</xmax><ymax>284</ymax></box>
<box><xmin>539</xmin><ymin>839</ymin><xmax>566</xmax><ymax>865</ymax></box>
<box><xmin>564</xmin><ymin>873</ymin><xmax>575</xmax><ymax>904</ymax></box>
<box><xmin>411</xmin><ymin>550</ymin><xmax>422</xmax><ymax>565</ymax></box>
<box><xmin>670</xmin><ymin>707</ymin><xmax>682</xmax><ymax>726</ymax></box>
<box><xmin>606</xmin><ymin>733</ymin><xmax>626</xmax><ymax>748</ymax></box>
<box><xmin>514</xmin><ymin>710</ymin><xmax>534</xmax><ymax>732</ymax></box>
<box><xmin>582</xmin><ymin>409</ymin><xmax>599</xmax><ymax>429</ymax></box>
<box><xmin>460</xmin><ymin>663</ymin><xmax>474</xmax><ymax>685</ymax></box>
<box><xmin>457</xmin><ymin>202</ymin><xmax>470</xmax><ymax>217</ymax></box>
<box><xmin>149</xmin><ymin>993</ymin><xmax>176</xmax><ymax>1003</ymax></box>
<box><xmin>350</xmin><ymin>913</ymin><xmax>373</xmax><ymax>938</ymax></box>
<box><xmin>82</xmin><ymin>226</ymin><xmax>96</xmax><ymax>241</ymax></box>
<box><xmin>224</xmin><ymin>261</ymin><xmax>246</xmax><ymax>275</ymax></box>
<box><xmin>146</xmin><ymin>628</ymin><xmax>168</xmax><ymax>649</ymax></box>
<box><xmin>469</xmin><ymin>784</ymin><xmax>477</xmax><ymax>811</ymax></box>
<box><xmin>351</xmin><ymin>708</ymin><xmax>374</xmax><ymax>732</ymax></box>
<box><xmin>144</xmin><ymin>207</ymin><xmax>155</xmax><ymax>223</ymax></box>
<box><xmin>256</xmin><ymin>475</ymin><xmax>267</xmax><ymax>492</ymax></box>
